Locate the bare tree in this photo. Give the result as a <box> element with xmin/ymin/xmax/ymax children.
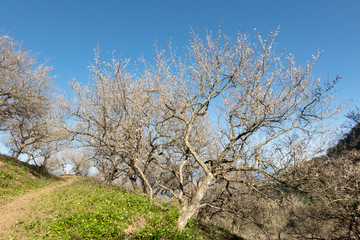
<box><xmin>279</xmin><ymin>150</ymin><xmax>360</xmax><ymax>239</ymax></box>
<box><xmin>67</xmin><ymin>149</ymin><xmax>92</xmax><ymax>176</ymax></box>
<box><xmin>149</xmin><ymin>28</ymin><xmax>340</xmax><ymax>230</ymax></box>
<box><xmin>346</xmin><ymin>107</ymin><xmax>360</xmax><ymax>125</ymax></box>
<box><xmin>0</xmin><ymin>33</ymin><xmax>52</xmax><ymax>131</ymax></box>
<box><xmin>0</xmin><ymin>32</ymin><xmax>63</xmax><ymax>169</ymax></box>
<box><xmin>47</xmin><ymin>153</ymin><xmax>68</xmax><ymax>175</ymax></box>
<box><xmin>48</xmin><ymin>149</ymin><xmax>92</xmax><ymax>176</ymax></box>
<box><xmin>63</xmin><ymin>28</ymin><xmax>339</xmax><ymax>231</ymax></box>
<box><xmin>196</xmin><ymin>133</ymin><xmax>319</xmax><ymax>239</ymax></box>
<box><xmin>62</xmin><ymin>48</ymin><xmax>165</xmax><ymax>197</ymax></box>
<box><xmin>5</xmin><ymin>99</ymin><xmax>68</xmax><ymax>170</ymax></box>
<box><xmin>5</xmin><ymin>114</ymin><xmax>49</xmax><ymax>161</ymax></box>
<box><xmin>327</xmin><ymin>116</ymin><xmax>360</xmax><ymax>158</ymax></box>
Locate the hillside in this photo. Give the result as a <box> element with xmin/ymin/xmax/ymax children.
<box><xmin>0</xmin><ymin>154</ymin><xmax>61</xmax><ymax>203</ymax></box>
<box><xmin>0</xmin><ymin>155</ymin><xmax>244</xmax><ymax>239</ymax></box>
<box><xmin>327</xmin><ymin>122</ymin><xmax>360</xmax><ymax>157</ymax></box>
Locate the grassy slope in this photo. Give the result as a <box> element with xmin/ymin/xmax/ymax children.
<box><xmin>0</xmin><ymin>154</ymin><xmax>244</xmax><ymax>239</ymax></box>
<box><xmin>0</xmin><ymin>154</ymin><xmax>60</xmax><ymax>203</ymax></box>
<box><xmin>16</xmin><ymin>178</ymin><xmax>244</xmax><ymax>239</ymax></box>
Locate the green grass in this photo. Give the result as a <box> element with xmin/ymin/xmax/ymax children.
<box><xmin>18</xmin><ymin>178</ymin><xmax>200</xmax><ymax>239</ymax></box>
<box><xmin>0</xmin><ymin>154</ymin><xmax>60</xmax><ymax>203</ymax></box>
<box><xmin>13</xmin><ymin>178</ymin><xmax>243</xmax><ymax>239</ymax></box>
<box><xmin>1</xmin><ymin>154</ymin><xmax>244</xmax><ymax>239</ymax></box>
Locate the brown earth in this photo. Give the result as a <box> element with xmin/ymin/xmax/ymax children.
<box><xmin>0</xmin><ymin>176</ymin><xmax>76</xmax><ymax>239</ymax></box>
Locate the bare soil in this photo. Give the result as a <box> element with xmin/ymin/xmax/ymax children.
<box><xmin>0</xmin><ymin>176</ymin><xmax>76</xmax><ymax>238</ymax></box>
<box><xmin>124</xmin><ymin>216</ymin><xmax>146</xmax><ymax>238</ymax></box>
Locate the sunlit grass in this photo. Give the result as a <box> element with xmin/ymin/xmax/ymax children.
<box><xmin>19</xmin><ymin>178</ymin><xmax>205</xmax><ymax>239</ymax></box>
<box><xmin>0</xmin><ymin>154</ymin><xmax>60</xmax><ymax>203</ymax></box>
<box><xmin>1</xmin><ymin>154</ymin><xmax>244</xmax><ymax>239</ymax></box>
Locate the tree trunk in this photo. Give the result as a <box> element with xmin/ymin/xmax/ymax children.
<box><xmin>132</xmin><ymin>159</ymin><xmax>153</xmax><ymax>199</ymax></box>
<box><xmin>177</xmin><ymin>174</ymin><xmax>214</xmax><ymax>231</ymax></box>
<box><xmin>14</xmin><ymin>152</ymin><xmax>21</xmax><ymax>160</ymax></box>
<box><xmin>129</xmin><ymin>173</ymin><xmax>139</xmax><ymax>191</ymax></box>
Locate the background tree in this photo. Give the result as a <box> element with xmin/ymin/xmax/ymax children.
<box><xmin>279</xmin><ymin>150</ymin><xmax>360</xmax><ymax>239</ymax></box>
<box><xmin>46</xmin><ymin>152</ymin><xmax>68</xmax><ymax>175</ymax></box>
<box><xmin>327</xmin><ymin>108</ymin><xmax>360</xmax><ymax>157</ymax></box>
<box><xmin>47</xmin><ymin>149</ymin><xmax>92</xmax><ymax>176</ymax></box>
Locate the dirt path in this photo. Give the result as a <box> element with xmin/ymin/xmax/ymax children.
<box><xmin>0</xmin><ymin>176</ymin><xmax>76</xmax><ymax>236</ymax></box>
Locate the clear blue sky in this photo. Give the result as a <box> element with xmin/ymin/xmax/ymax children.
<box><xmin>1</xmin><ymin>0</ymin><xmax>359</xmax><ymax>110</ymax></box>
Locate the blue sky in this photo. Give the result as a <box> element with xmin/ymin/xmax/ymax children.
<box><xmin>0</xmin><ymin>0</ymin><xmax>359</xmax><ymax>112</ymax></box>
